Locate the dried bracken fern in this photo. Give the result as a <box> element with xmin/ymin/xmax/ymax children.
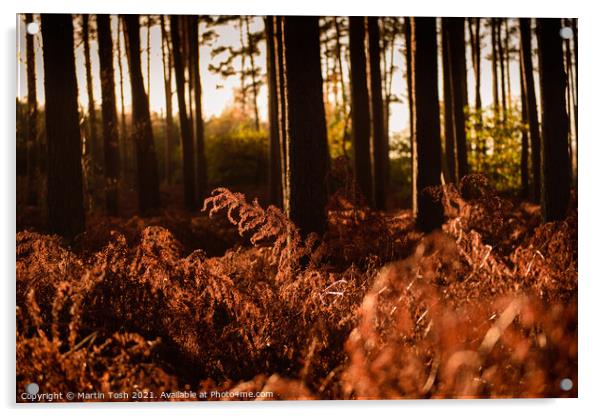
<box><xmin>16</xmin><ymin>179</ymin><xmax>577</xmax><ymax>401</ymax></box>
<box><xmin>343</xmin><ymin>233</ymin><xmax>577</xmax><ymax>399</ymax></box>
<box><xmin>203</xmin><ymin>187</ymin><xmax>325</xmax><ymax>281</ymax></box>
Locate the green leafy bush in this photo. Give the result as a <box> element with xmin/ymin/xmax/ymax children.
<box><xmin>324</xmin><ymin>100</ymin><xmax>351</xmax><ymax>159</ymax></box>
<box><xmin>466</xmin><ymin>105</ymin><xmax>526</xmax><ymax>192</ymax></box>
<box><xmin>389</xmin><ymin>131</ymin><xmax>413</xmax><ymax>202</ymax></box>
<box><xmin>204</xmin><ymin>107</ymin><xmax>269</xmax><ymax>186</ymax></box>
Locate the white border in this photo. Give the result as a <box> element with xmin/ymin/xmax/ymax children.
<box><xmin>2</xmin><ymin>1</ymin><xmax>601</xmax><ymax>416</ymax></box>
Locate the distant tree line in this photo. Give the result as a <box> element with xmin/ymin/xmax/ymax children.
<box><xmin>19</xmin><ymin>15</ymin><xmax>577</xmax><ymax>239</ymax></box>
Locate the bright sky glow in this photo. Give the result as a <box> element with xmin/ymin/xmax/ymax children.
<box><xmin>16</xmin><ymin>15</ymin><xmax>561</xmax><ymax>138</ymax></box>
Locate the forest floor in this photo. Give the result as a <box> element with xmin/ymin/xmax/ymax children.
<box><xmin>16</xmin><ymin>175</ymin><xmax>577</xmax><ymax>400</ymax></box>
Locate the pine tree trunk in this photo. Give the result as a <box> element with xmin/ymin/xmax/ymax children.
<box><xmin>349</xmin><ymin>16</ymin><xmax>373</xmax><ymax>204</ymax></box>
<box><xmin>41</xmin><ymin>14</ymin><xmax>85</xmax><ymax>238</ymax></box>
<box><xmin>491</xmin><ymin>18</ymin><xmax>500</xmax><ymax>116</ymax></box>
<box><xmin>411</xmin><ymin>17</ymin><xmax>443</xmax><ymax>232</ymax></box>
<box><xmin>537</xmin><ymin>18</ymin><xmax>570</xmax><ymax>222</ymax></box>
<box><xmin>441</xmin><ymin>19</ymin><xmax>456</xmax><ymax>184</ymax></box>
<box><xmin>184</xmin><ymin>18</ymin><xmax>194</xmax><ymax>143</ymax></box>
<box><xmin>504</xmin><ymin>19</ymin><xmax>512</xmax><ymax>111</ymax></box>
<box><xmin>322</xmin><ymin>27</ymin><xmax>331</xmax><ymax>108</ymax></box>
<box><xmin>146</xmin><ymin>16</ymin><xmax>151</xmax><ymax>101</ymax></box>
<box><xmin>564</xmin><ymin>30</ymin><xmax>574</xmax><ymax>184</ymax></box>
<box><xmin>497</xmin><ymin>19</ymin><xmax>507</xmax><ymax>122</ymax></box>
<box><xmin>170</xmin><ymin>15</ymin><xmax>196</xmax><ymax>209</ymax></box>
<box><xmin>447</xmin><ymin>17</ymin><xmax>469</xmax><ymax>180</ymax></box>
<box><xmin>281</xmin><ymin>16</ymin><xmax>330</xmax><ymax>237</ymax></box>
<box><xmin>519</xmin><ymin>18</ymin><xmax>542</xmax><ymax>202</ymax></box>
<box><xmin>274</xmin><ymin>16</ymin><xmax>288</xmax><ymax>209</ymax></box>
<box><xmin>563</xmin><ymin>19</ymin><xmax>577</xmax><ymax>184</ymax></box>
<box><xmin>519</xmin><ymin>56</ymin><xmax>530</xmax><ymax>198</ymax></box>
<box><xmin>124</xmin><ymin>14</ymin><xmax>161</xmax><ymax>212</ymax></box>
<box><xmin>470</xmin><ymin>18</ymin><xmax>482</xmax><ymax>113</ymax></box>
<box><xmin>367</xmin><ymin>17</ymin><xmax>387</xmax><ymax>210</ymax></box>
<box><xmin>469</xmin><ymin>18</ymin><xmax>484</xmax><ymax>169</ymax></box>
<box><xmin>404</xmin><ymin>17</ymin><xmax>416</xmax><ymax>212</ymax></box>
<box><xmin>571</xmin><ymin>18</ymin><xmax>578</xmax><ymax>144</ymax></box>
<box><xmin>385</xmin><ymin>26</ymin><xmax>397</xmax><ymax>168</ymax></box>
<box><xmin>265</xmin><ymin>16</ymin><xmax>282</xmax><ymax>207</ymax></box>
<box><xmin>97</xmin><ymin>14</ymin><xmax>120</xmax><ymax>215</ymax></box>
<box><xmin>117</xmin><ymin>17</ymin><xmax>129</xmax><ymax>184</ymax></box>
<box><xmin>189</xmin><ymin>16</ymin><xmax>207</xmax><ymax>202</ymax></box>
<box><xmin>381</xmin><ymin>19</ymin><xmax>397</xmax><ymax>179</ymax></box>
<box><xmin>25</xmin><ymin>14</ymin><xmax>39</xmax><ymax>205</ymax></box>
<box><xmin>160</xmin><ymin>16</ymin><xmax>175</xmax><ymax>185</ymax></box>
<box><xmin>82</xmin><ymin>15</ymin><xmax>99</xmax><ymax>166</ymax></box>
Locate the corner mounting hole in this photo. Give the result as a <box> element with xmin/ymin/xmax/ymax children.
<box><xmin>26</xmin><ymin>22</ymin><xmax>39</xmax><ymax>35</ymax></box>
<box><xmin>559</xmin><ymin>27</ymin><xmax>573</xmax><ymax>40</ymax></box>
<box><xmin>26</xmin><ymin>382</ymin><xmax>39</xmax><ymax>395</ymax></box>
<box><xmin>560</xmin><ymin>378</ymin><xmax>573</xmax><ymax>391</ymax></box>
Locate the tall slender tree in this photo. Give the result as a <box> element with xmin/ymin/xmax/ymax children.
<box><xmin>469</xmin><ymin>18</ymin><xmax>485</xmax><ymax>167</ymax></box>
<box><xmin>117</xmin><ymin>17</ymin><xmax>129</xmax><ymax>181</ymax></box>
<box><xmin>571</xmin><ymin>19</ymin><xmax>578</xmax><ymax>92</ymax></box>
<box><xmin>563</xmin><ymin>18</ymin><xmax>577</xmax><ymax>180</ymax></box>
<box><xmin>25</xmin><ymin>14</ymin><xmax>39</xmax><ymax>205</ymax></box>
<box><xmin>490</xmin><ymin>18</ymin><xmax>500</xmax><ymax>116</ymax></box>
<box><xmin>183</xmin><ymin>17</ymin><xmax>193</xmax><ymax>135</ymax></box>
<box><xmin>97</xmin><ymin>14</ymin><xmax>120</xmax><ymax>215</ymax></box>
<box><xmin>411</xmin><ymin>17</ymin><xmax>443</xmax><ymax>231</ymax></box>
<box><xmin>123</xmin><ymin>14</ymin><xmax>161</xmax><ymax>212</ymax></box>
<box><xmin>563</xmin><ymin>24</ymin><xmax>574</xmax><ymax>183</ymax></box>
<box><xmin>82</xmin><ymin>15</ymin><xmax>99</xmax><ymax>161</ymax></box>
<box><xmin>146</xmin><ymin>16</ymin><xmax>152</xmax><ymax>101</ymax></box>
<box><xmin>160</xmin><ymin>16</ymin><xmax>175</xmax><ymax>185</ymax></box>
<box><xmin>441</xmin><ymin>19</ymin><xmax>456</xmax><ymax>184</ymax></box>
<box><xmin>281</xmin><ymin>16</ymin><xmax>330</xmax><ymax>237</ymax></box>
<box><xmin>519</xmin><ymin>18</ymin><xmax>541</xmax><ymax>202</ymax></box>
<box><xmin>348</xmin><ymin>16</ymin><xmax>372</xmax><ymax>203</ymax></box>
<box><xmin>404</xmin><ymin>17</ymin><xmax>416</xmax><ymax>211</ymax></box>
<box><xmin>321</xmin><ymin>22</ymin><xmax>333</xmax><ymax>107</ymax></box>
<box><xmin>446</xmin><ymin>17</ymin><xmax>469</xmax><ymax>180</ymax></box>
<box><xmin>380</xmin><ymin>17</ymin><xmax>399</xmax><ymax>171</ymax></box>
<box><xmin>537</xmin><ymin>18</ymin><xmax>570</xmax><ymax>222</ymax></box>
<box><xmin>468</xmin><ymin>18</ymin><xmax>482</xmax><ymax>115</ymax></box>
<box><xmin>504</xmin><ymin>19</ymin><xmax>512</xmax><ymax>111</ymax></box>
<box><xmin>189</xmin><ymin>15</ymin><xmax>208</xmax><ymax>202</ymax></box>
<box><xmin>265</xmin><ymin>16</ymin><xmax>282</xmax><ymax>207</ymax></box>
<box><xmin>519</xmin><ymin>57</ymin><xmax>529</xmax><ymax>198</ymax></box>
<box><xmin>497</xmin><ymin>19</ymin><xmax>507</xmax><ymax>120</ymax></box>
<box><xmin>273</xmin><ymin>16</ymin><xmax>288</xmax><ymax>208</ymax></box>
<box><xmin>41</xmin><ymin>14</ymin><xmax>85</xmax><ymax>238</ymax></box>
<box><xmin>170</xmin><ymin>15</ymin><xmax>196</xmax><ymax>209</ymax></box>
<box><xmin>571</xmin><ymin>18</ymin><xmax>578</xmax><ymax>146</ymax></box>
<box><xmin>367</xmin><ymin>17</ymin><xmax>387</xmax><ymax>210</ymax></box>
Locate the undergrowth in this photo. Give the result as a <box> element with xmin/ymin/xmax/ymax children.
<box><xmin>16</xmin><ymin>174</ymin><xmax>577</xmax><ymax>400</ymax></box>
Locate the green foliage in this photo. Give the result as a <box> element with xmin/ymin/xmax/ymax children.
<box><xmin>204</xmin><ymin>107</ymin><xmax>268</xmax><ymax>186</ymax></box>
<box><xmin>324</xmin><ymin>100</ymin><xmax>351</xmax><ymax>159</ymax></box>
<box><xmin>384</xmin><ymin>104</ymin><xmax>526</xmax><ymax>205</ymax></box>
<box><xmin>466</xmin><ymin>105</ymin><xmax>526</xmax><ymax>192</ymax></box>
<box><xmin>389</xmin><ymin>131</ymin><xmax>412</xmax><ymax>201</ymax></box>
